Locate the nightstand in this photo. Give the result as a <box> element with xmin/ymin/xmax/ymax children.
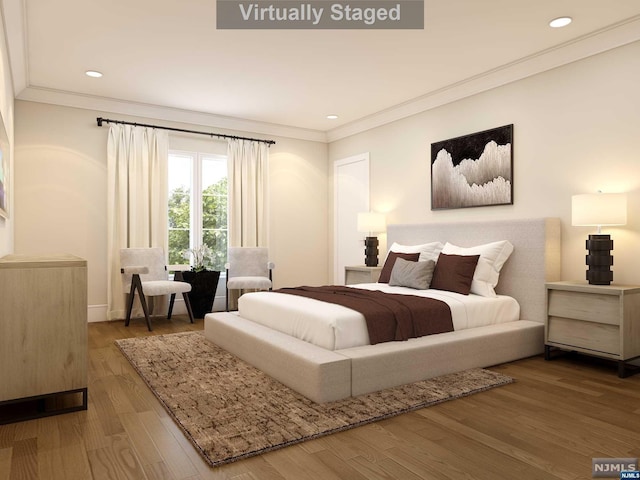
<box><xmin>345</xmin><ymin>265</ymin><xmax>383</xmax><ymax>285</ymax></box>
<box><xmin>545</xmin><ymin>281</ymin><xmax>640</xmax><ymax>377</ymax></box>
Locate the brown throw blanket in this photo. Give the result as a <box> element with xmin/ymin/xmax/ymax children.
<box><xmin>274</xmin><ymin>286</ymin><xmax>453</xmax><ymax>345</ymax></box>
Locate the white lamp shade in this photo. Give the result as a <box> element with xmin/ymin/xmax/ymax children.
<box><xmin>357</xmin><ymin>212</ymin><xmax>386</xmax><ymax>233</ymax></box>
<box><xmin>572</xmin><ymin>193</ymin><xmax>627</xmax><ymax>227</ymax></box>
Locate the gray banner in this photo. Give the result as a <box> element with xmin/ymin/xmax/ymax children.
<box><xmin>217</xmin><ymin>0</ymin><xmax>423</xmax><ymax>29</ymax></box>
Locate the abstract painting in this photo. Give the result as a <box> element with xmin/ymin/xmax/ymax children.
<box><xmin>0</xmin><ymin>114</ymin><xmax>8</xmax><ymax>219</ymax></box>
<box><xmin>431</xmin><ymin>124</ymin><xmax>513</xmax><ymax>210</ymax></box>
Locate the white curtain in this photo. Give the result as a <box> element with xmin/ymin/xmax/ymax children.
<box><xmin>227</xmin><ymin>139</ymin><xmax>270</xmax><ymax>247</ymax></box>
<box><xmin>106</xmin><ymin>124</ymin><xmax>169</xmax><ymax>320</ymax></box>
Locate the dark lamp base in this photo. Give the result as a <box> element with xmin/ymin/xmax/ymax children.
<box><xmin>364</xmin><ymin>236</ymin><xmax>379</xmax><ymax>267</ymax></box>
<box><xmin>585</xmin><ymin>234</ymin><xmax>614</xmax><ymax>285</ymax></box>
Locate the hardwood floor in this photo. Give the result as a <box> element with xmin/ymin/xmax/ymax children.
<box><xmin>1</xmin><ymin>317</ymin><xmax>639</xmax><ymax>479</ymax></box>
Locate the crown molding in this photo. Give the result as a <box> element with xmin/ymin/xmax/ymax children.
<box><xmin>326</xmin><ymin>15</ymin><xmax>640</xmax><ymax>143</ymax></box>
<box><xmin>4</xmin><ymin>0</ymin><xmax>327</xmax><ymax>144</ymax></box>
<box><xmin>16</xmin><ymin>86</ymin><xmax>328</xmax><ymax>143</ymax></box>
<box><xmin>5</xmin><ymin>0</ymin><xmax>639</xmax><ymax>145</ymax></box>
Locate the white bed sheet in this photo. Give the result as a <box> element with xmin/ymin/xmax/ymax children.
<box><xmin>237</xmin><ymin>283</ymin><xmax>520</xmax><ymax>351</ymax></box>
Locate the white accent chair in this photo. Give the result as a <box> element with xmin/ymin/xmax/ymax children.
<box><xmin>225</xmin><ymin>247</ymin><xmax>274</xmax><ymax>311</ymax></box>
<box><xmin>120</xmin><ymin>247</ymin><xmax>195</xmax><ymax>331</ymax></box>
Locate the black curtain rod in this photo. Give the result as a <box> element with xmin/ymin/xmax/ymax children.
<box><xmin>96</xmin><ymin>117</ymin><xmax>276</xmax><ymax>146</ymax></box>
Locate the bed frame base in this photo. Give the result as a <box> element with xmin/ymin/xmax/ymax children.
<box><xmin>205</xmin><ymin>312</ymin><xmax>543</xmax><ymax>403</ymax></box>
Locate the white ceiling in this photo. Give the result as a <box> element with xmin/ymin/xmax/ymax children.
<box><xmin>3</xmin><ymin>0</ymin><xmax>640</xmax><ymax>141</ymax></box>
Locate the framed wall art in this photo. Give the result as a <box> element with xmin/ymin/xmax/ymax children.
<box><xmin>431</xmin><ymin>124</ymin><xmax>513</xmax><ymax>210</ymax></box>
<box><xmin>0</xmin><ymin>114</ymin><xmax>8</xmax><ymax>219</ymax></box>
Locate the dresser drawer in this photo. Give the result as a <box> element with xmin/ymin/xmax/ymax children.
<box><xmin>346</xmin><ymin>270</ymin><xmax>372</xmax><ymax>285</ymax></box>
<box><xmin>548</xmin><ymin>290</ymin><xmax>620</xmax><ymax>325</ymax></box>
<box><xmin>345</xmin><ymin>266</ymin><xmax>382</xmax><ymax>285</ymax></box>
<box><xmin>547</xmin><ymin>316</ymin><xmax>620</xmax><ymax>356</ymax></box>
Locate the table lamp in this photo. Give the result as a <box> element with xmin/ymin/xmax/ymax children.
<box><xmin>357</xmin><ymin>212</ymin><xmax>386</xmax><ymax>267</ymax></box>
<box><xmin>572</xmin><ymin>192</ymin><xmax>627</xmax><ymax>285</ymax></box>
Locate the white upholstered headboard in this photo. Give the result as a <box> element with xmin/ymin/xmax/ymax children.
<box><xmin>387</xmin><ymin>217</ymin><xmax>561</xmax><ymax>324</ymax></box>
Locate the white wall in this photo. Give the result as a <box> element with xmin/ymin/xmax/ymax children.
<box><xmin>0</xmin><ymin>10</ymin><xmax>15</xmax><ymax>256</ymax></box>
<box><xmin>12</xmin><ymin>39</ymin><xmax>640</xmax><ymax>318</ymax></box>
<box><xmin>329</xmin><ymin>41</ymin><xmax>640</xmax><ymax>285</ymax></box>
<box><xmin>14</xmin><ymin>101</ymin><xmax>329</xmax><ymax>320</ymax></box>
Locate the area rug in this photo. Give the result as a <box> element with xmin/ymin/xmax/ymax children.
<box><xmin>115</xmin><ymin>332</ymin><xmax>513</xmax><ymax>467</ymax></box>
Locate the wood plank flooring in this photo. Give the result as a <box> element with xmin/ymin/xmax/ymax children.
<box><xmin>1</xmin><ymin>317</ymin><xmax>639</xmax><ymax>479</ymax></box>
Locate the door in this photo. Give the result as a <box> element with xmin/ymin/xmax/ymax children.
<box><xmin>334</xmin><ymin>153</ymin><xmax>369</xmax><ymax>284</ymax></box>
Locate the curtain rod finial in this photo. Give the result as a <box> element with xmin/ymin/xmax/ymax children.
<box><xmin>97</xmin><ymin>117</ymin><xmax>103</xmax><ymax>127</ymax></box>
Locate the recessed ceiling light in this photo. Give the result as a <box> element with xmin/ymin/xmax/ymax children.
<box><xmin>85</xmin><ymin>70</ymin><xmax>103</xmax><ymax>78</ymax></box>
<box><xmin>326</xmin><ymin>114</ymin><xmax>338</xmax><ymax>120</ymax></box>
<box><xmin>549</xmin><ymin>17</ymin><xmax>572</xmax><ymax>28</ymax></box>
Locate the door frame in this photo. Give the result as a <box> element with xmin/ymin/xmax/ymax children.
<box><xmin>333</xmin><ymin>152</ymin><xmax>370</xmax><ymax>283</ymax></box>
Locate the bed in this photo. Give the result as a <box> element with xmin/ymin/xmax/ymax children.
<box><xmin>204</xmin><ymin>217</ymin><xmax>561</xmax><ymax>403</ymax></box>
<box><xmin>237</xmin><ymin>284</ymin><xmax>521</xmax><ymax>350</ymax></box>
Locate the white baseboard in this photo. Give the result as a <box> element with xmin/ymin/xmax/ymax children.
<box><xmin>88</xmin><ymin>304</ymin><xmax>108</xmax><ymax>323</ymax></box>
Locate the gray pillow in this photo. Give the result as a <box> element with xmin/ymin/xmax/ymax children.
<box><xmin>389</xmin><ymin>258</ymin><xmax>435</xmax><ymax>290</ymax></box>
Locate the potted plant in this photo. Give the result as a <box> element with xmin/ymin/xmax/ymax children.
<box><xmin>181</xmin><ymin>245</ymin><xmax>221</xmax><ymax>318</ymax></box>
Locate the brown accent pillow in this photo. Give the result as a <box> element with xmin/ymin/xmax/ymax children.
<box><xmin>378</xmin><ymin>252</ymin><xmax>420</xmax><ymax>283</ymax></box>
<box><xmin>430</xmin><ymin>253</ymin><xmax>481</xmax><ymax>295</ymax></box>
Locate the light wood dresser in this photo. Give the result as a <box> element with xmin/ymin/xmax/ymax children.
<box><xmin>0</xmin><ymin>254</ymin><xmax>88</xmax><ymax>423</ymax></box>
<box><xmin>545</xmin><ymin>281</ymin><xmax>640</xmax><ymax>377</ymax></box>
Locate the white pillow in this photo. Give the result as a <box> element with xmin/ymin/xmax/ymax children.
<box><xmin>440</xmin><ymin>240</ymin><xmax>514</xmax><ymax>297</ymax></box>
<box><xmin>388</xmin><ymin>242</ymin><xmax>444</xmax><ymax>263</ymax></box>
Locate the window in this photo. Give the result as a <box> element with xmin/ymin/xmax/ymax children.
<box><xmin>168</xmin><ymin>151</ymin><xmax>228</xmax><ymax>271</ymax></box>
